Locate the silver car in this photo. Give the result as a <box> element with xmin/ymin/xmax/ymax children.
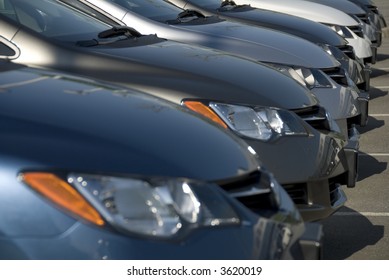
<box><xmin>69</xmin><ymin>0</ymin><xmax>369</xmax><ymax>141</ymax></box>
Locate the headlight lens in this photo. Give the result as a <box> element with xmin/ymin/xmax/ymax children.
<box><xmin>318</xmin><ymin>43</ymin><xmax>353</xmax><ymax>62</ymax></box>
<box><xmin>326</xmin><ymin>24</ymin><xmax>354</xmax><ymax>38</ymax></box>
<box><xmin>319</xmin><ymin>43</ymin><xmax>334</xmax><ymax>56</ymax></box>
<box><xmin>21</xmin><ymin>172</ymin><xmax>241</xmax><ymax>239</ymax></box>
<box><xmin>209</xmin><ymin>103</ymin><xmax>309</xmax><ymax>141</ymax></box>
<box><xmin>267</xmin><ymin>64</ymin><xmax>333</xmax><ymax>90</ymax></box>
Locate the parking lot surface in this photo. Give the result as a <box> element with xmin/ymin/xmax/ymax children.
<box><xmin>321</xmin><ymin>0</ymin><xmax>389</xmax><ymax>260</ymax></box>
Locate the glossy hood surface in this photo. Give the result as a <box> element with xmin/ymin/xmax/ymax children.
<box><xmin>71</xmin><ymin>0</ymin><xmax>340</xmax><ymax>68</ymax></box>
<box><xmin>306</xmin><ymin>0</ymin><xmax>367</xmax><ymax>14</ymax></box>
<box><xmin>0</xmin><ymin>62</ymin><xmax>260</xmax><ymax>181</ymax></box>
<box><xmin>0</xmin><ymin>16</ymin><xmax>319</xmax><ymax>110</ymax></box>
<box><xmin>232</xmin><ymin>0</ymin><xmax>360</xmax><ymax>25</ymax></box>
<box><xmin>159</xmin><ymin>0</ymin><xmax>348</xmax><ymax>46</ymax></box>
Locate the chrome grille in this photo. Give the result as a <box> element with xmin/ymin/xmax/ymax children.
<box><xmin>348</xmin><ymin>25</ymin><xmax>364</xmax><ymax>38</ymax></box>
<box><xmin>355</xmin><ymin>13</ymin><xmax>370</xmax><ymax>24</ymax></box>
<box><xmin>283</xmin><ymin>183</ymin><xmax>307</xmax><ymax>205</ymax></box>
<box><xmin>337</xmin><ymin>45</ymin><xmax>356</xmax><ymax>60</ymax></box>
<box><xmin>292</xmin><ymin>105</ymin><xmax>331</xmax><ymax>132</ymax></box>
<box><xmin>366</xmin><ymin>5</ymin><xmax>379</xmax><ymax>14</ymax></box>
<box><xmin>216</xmin><ymin>171</ymin><xmax>278</xmax><ymax>211</ymax></box>
<box><xmin>322</xmin><ymin>67</ymin><xmax>348</xmax><ymax>87</ymax></box>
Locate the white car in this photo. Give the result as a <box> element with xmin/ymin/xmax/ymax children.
<box><xmin>228</xmin><ymin>0</ymin><xmax>375</xmax><ymax>63</ymax></box>
<box><xmin>304</xmin><ymin>0</ymin><xmax>381</xmax><ymax>47</ymax></box>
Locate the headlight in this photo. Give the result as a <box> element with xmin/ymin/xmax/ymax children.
<box><xmin>318</xmin><ymin>43</ymin><xmax>334</xmax><ymax>56</ymax></box>
<box><xmin>326</xmin><ymin>24</ymin><xmax>354</xmax><ymax>38</ymax></box>
<box><xmin>184</xmin><ymin>101</ymin><xmax>309</xmax><ymax>141</ymax></box>
<box><xmin>318</xmin><ymin>44</ymin><xmax>352</xmax><ymax>62</ymax></box>
<box><xmin>21</xmin><ymin>172</ymin><xmax>241</xmax><ymax>239</ymax></box>
<box><xmin>266</xmin><ymin>64</ymin><xmax>333</xmax><ymax>90</ymax></box>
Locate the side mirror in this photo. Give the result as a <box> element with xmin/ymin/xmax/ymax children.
<box><xmin>0</xmin><ymin>36</ymin><xmax>19</xmax><ymax>59</ymax></box>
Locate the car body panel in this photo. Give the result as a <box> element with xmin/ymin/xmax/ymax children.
<box><xmin>0</xmin><ymin>20</ymin><xmax>319</xmax><ymax>109</ymax></box>
<box><xmin>306</xmin><ymin>0</ymin><xmax>367</xmax><ymax>14</ymax></box>
<box><xmin>0</xmin><ymin>65</ymin><xmax>262</xmax><ymax>181</ymax></box>
<box><xmin>232</xmin><ymin>0</ymin><xmax>359</xmax><ymax>25</ymax></box>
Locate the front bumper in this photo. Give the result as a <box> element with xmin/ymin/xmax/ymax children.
<box><xmin>311</xmin><ymin>85</ymin><xmax>365</xmax><ymax>136</ymax></box>
<box><xmin>299</xmin><ymin>222</ymin><xmax>323</xmax><ymax>260</ymax></box>
<box><xmin>350</xmin><ymin>57</ymin><xmax>371</xmax><ymax>92</ymax></box>
<box><xmin>356</xmin><ymin>90</ymin><xmax>369</xmax><ymax>127</ymax></box>
<box><xmin>365</xmin><ymin>45</ymin><xmax>377</xmax><ymax>64</ymax></box>
<box><xmin>347</xmin><ymin>37</ymin><xmax>373</xmax><ymax>63</ymax></box>
<box><xmin>343</xmin><ymin>125</ymin><xmax>360</xmax><ymax>188</ymax></box>
<box><xmin>0</xmin><ymin>202</ymin><xmax>322</xmax><ymax>260</ymax></box>
<box><xmin>245</xmin><ymin>130</ymin><xmax>350</xmax><ymax>222</ymax></box>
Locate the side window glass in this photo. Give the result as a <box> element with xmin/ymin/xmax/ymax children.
<box><xmin>0</xmin><ymin>42</ymin><xmax>15</xmax><ymax>57</ymax></box>
<box><xmin>0</xmin><ymin>0</ymin><xmax>17</xmax><ymax>21</ymax></box>
<box><xmin>0</xmin><ymin>38</ymin><xmax>19</xmax><ymax>59</ymax></box>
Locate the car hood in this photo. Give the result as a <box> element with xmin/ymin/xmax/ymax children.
<box><xmin>350</xmin><ymin>0</ymin><xmax>375</xmax><ymax>5</ymax></box>
<box><xmin>0</xmin><ymin>62</ymin><xmax>261</xmax><ymax>181</ymax></box>
<box><xmin>211</xmin><ymin>6</ymin><xmax>348</xmax><ymax>46</ymax></box>
<box><xmin>154</xmin><ymin>16</ymin><xmax>340</xmax><ymax>68</ymax></box>
<box><xmin>306</xmin><ymin>0</ymin><xmax>367</xmax><ymax>14</ymax></box>
<box><xmin>233</xmin><ymin>0</ymin><xmax>359</xmax><ymax>26</ymax></box>
<box><xmin>8</xmin><ymin>26</ymin><xmax>319</xmax><ymax>110</ymax></box>
<box><xmin>82</xmin><ymin>0</ymin><xmax>341</xmax><ymax>68</ymax></box>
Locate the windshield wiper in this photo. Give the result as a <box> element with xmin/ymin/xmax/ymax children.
<box><xmin>219</xmin><ymin>0</ymin><xmax>249</xmax><ymax>11</ymax></box>
<box><xmin>220</xmin><ymin>0</ymin><xmax>237</xmax><ymax>8</ymax></box>
<box><xmin>98</xmin><ymin>26</ymin><xmax>142</xmax><ymax>39</ymax></box>
<box><xmin>76</xmin><ymin>26</ymin><xmax>143</xmax><ymax>47</ymax></box>
<box><xmin>176</xmin><ymin>9</ymin><xmax>206</xmax><ymax>23</ymax></box>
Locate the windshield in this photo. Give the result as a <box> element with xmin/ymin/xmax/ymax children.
<box><xmin>106</xmin><ymin>0</ymin><xmax>184</xmax><ymax>21</ymax></box>
<box><xmin>1</xmin><ymin>0</ymin><xmax>111</xmax><ymax>41</ymax></box>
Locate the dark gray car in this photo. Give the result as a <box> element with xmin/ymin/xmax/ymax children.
<box><xmin>0</xmin><ymin>0</ymin><xmax>356</xmax><ymax>221</ymax></box>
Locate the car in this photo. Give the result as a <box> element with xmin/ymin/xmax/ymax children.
<box><xmin>208</xmin><ymin>0</ymin><xmax>376</xmax><ymax>64</ymax></box>
<box><xmin>348</xmin><ymin>0</ymin><xmax>387</xmax><ymax>31</ymax></box>
<box><xmin>303</xmin><ymin>0</ymin><xmax>381</xmax><ymax>47</ymax></box>
<box><xmin>64</xmin><ymin>0</ymin><xmax>369</xmax><ymax>140</ymax></box>
<box><xmin>0</xmin><ymin>60</ymin><xmax>325</xmax><ymax>259</ymax></box>
<box><xmin>0</xmin><ymin>0</ymin><xmax>357</xmax><ymax>221</ymax></box>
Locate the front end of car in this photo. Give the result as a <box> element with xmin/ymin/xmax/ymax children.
<box><xmin>183</xmin><ymin>100</ymin><xmax>357</xmax><ymax>222</ymax></box>
<box><xmin>326</xmin><ymin>23</ymin><xmax>376</xmax><ymax>64</ymax></box>
<box><xmin>0</xmin><ymin>165</ymin><xmax>323</xmax><ymax>260</ymax></box>
<box><xmin>264</xmin><ymin>63</ymin><xmax>368</xmax><ymax>135</ymax></box>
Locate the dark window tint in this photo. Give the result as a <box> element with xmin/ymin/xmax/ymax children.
<box><xmin>0</xmin><ymin>42</ymin><xmax>15</xmax><ymax>57</ymax></box>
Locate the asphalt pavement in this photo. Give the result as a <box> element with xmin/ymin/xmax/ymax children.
<box><xmin>321</xmin><ymin>0</ymin><xmax>389</xmax><ymax>260</ymax></box>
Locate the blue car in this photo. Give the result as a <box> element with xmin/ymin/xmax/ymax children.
<box><xmin>0</xmin><ymin>61</ymin><xmax>322</xmax><ymax>259</ymax></box>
